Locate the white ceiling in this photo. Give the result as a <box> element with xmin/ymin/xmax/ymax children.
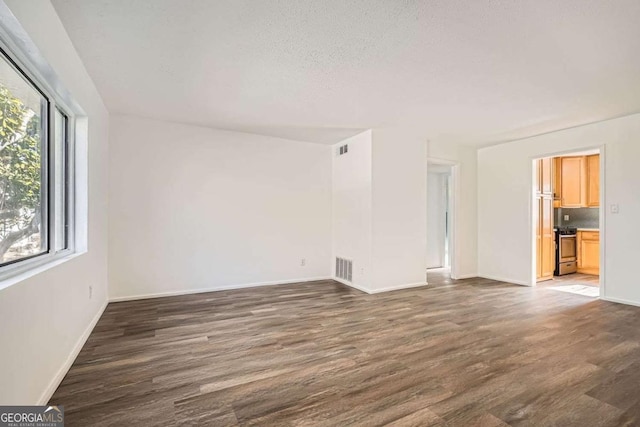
<box><xmin>51</xmin><ymin>0</ymin><xmax>640</xmax><ymax>145</ymax></box>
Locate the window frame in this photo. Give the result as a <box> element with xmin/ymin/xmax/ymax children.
<box><xmin>0</xmin><ymin>39</ymin><xmax>76</xmax><ymax>280</ymax></box>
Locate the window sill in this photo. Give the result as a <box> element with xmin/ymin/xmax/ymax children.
<box><xmin>0</xmin><ymin>250</ymin><xmax>86</xmax><ymax>291</ymax></box>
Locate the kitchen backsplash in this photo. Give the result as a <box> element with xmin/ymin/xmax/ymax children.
<box><xmin>554</xmin><ymin>207</ymin><xmax>599</xmax><ymax>229</ymax></box>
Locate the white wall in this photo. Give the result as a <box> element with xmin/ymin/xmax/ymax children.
<box><xmin>370</xmin><ymin>128</ymin><xmax>428</xmax><ymax>292</ymax></box>
<box><xmin>428</xmin><ymin>141</ymin><xmax>478</xmax><ymax>278</ymax></box>
<box><xmin>427</xmin><ymin>172</ymin><xmax>446</xmax><ymax>269</ymax></box>
<box><xmin>0</xmin><ymin>0</ymin><xmax>109</xmax><ymax>404</ymax></box>
<box><xmin>331</xmin><ymin>131</ymin><xmax>373</xmax><ymax>291</ymax></box>
<box><xmin>332</xmin><ymin>128</ymin><xmax>428</xmax><ymax>293</ymax></box>
<box><xmin>109</xmin><ymin>115</ymin><xmax>332</xmax><ymax>300</ymax></box>
<box><xmin>478</xmin><ymin>113</ymin><xmax>640</xmax><ymax>304</ymax></box>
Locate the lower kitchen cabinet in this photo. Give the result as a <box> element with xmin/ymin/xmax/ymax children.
<box><xmin>577</xmin><ymin>230</ymin><xmax>600</xmax><ymax>275</ymax></box>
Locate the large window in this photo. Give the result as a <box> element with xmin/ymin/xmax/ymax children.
<box><xmin>0</xmin><ymin>46</ymin><xmax>73</xmax><ymax>271</ymax></box>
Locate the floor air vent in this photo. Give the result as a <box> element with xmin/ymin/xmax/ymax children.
<box><xmin>335</xmin><ymin>257</ymin><xmax>353</xmax><ymax>282</ymax></box>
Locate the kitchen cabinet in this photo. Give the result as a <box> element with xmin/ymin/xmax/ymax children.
<box><xmin>560</xmin><ymin>156</ymin><xmax>587</xmax><ymax>207</ymax></box>
<box><xmin>577</xmin><ymin>230</ymin><xmax>599</xmax><ymax>275</ymax></box>
<box><xmin>553</xmin><ymin>158</ymin><xmax>562</xmax><ymax>207</ymax></box>
<box><xmin>536</xmin><ymin>159</ymin><xmax>555</xmax><ymax>282</ymax></box>
<box><xmin>539</xmin><ymin>157</ymin><xmax>553</xmax><ymax>195</ymax></box>
<box><xmin>537</xmin><ymin>195</ymin><xmax>555</xmax><ymax>281</ymax></box>
<box><xmin>554</xmin><ymin>154</ymin><xmax>600</xmax><ymax>208</ymax></box>
<box><xmin>587</xmin><ymin>155</ymin><xmax>600</xmax><ymax>207</ymax></box>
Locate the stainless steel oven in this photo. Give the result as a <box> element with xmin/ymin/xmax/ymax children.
<box><xmin>555</xmin><ymin>228</ymin><xmax>577</xmax><ymax>275</ymax></box>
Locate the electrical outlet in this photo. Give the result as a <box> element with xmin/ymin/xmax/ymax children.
<box><xmin>611</xmin><ymin>204</ymin><xmax>620</xmax><ymax>214</ymax></box>
<box><xmin>300</xmin><ymin>258</ymin><xmax>306</xmax><ymax>267</ymax></box>
<box><xmin>564</xmin><ymin>215</ymin><xmax>570</xmax><ymax>221</ymax></box>
<box><xmin>89</xmin><ymin>286</ymin><xmax>93</xmax><ymax>299</ymax></box>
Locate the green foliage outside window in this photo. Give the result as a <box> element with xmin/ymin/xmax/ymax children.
<box><xmin>0</xmin><ymin>84</ymin><xmax>43</xmax><ymax>261</ymax></box>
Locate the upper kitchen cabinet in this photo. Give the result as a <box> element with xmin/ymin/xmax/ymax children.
<box><xmin>586</xmin><ymin>154</ymin><xmax>600</xmax><ymax>207</ymax></box>
<box><xmin>536</xmin><ymin>157</ymin><xmax>553</xmax><ymax>195</ymax></box>
<box><xmin>540</xmin><ymin>157</ymin><xmax>553</xmax><ymax>195</ymax></box>
<box><xmin>553</xmin><ymin>158</ymin><xmax>562</xmax><ymax>207</ymax></box>
<box><xmin>554</xmin><ymin>154</ymin><xmax>599</xmax><ymax>208</ymax></box>
<box><xmin>560</xmin><ymin>156</ymin><xmax>587</xmax><ymax>207</ymax></box>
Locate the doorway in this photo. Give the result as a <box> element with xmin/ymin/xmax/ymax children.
<box><xmin>532</xmin><ymin>148</ymin><xmax>603</xmax><ymax>298</ymax></box>
<box><xmin>427</xmin><ymin>163</ymin><xmax>452</xmax><ymax>275</ymax></box>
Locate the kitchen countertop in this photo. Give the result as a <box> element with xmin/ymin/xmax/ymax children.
<box><xmin>576</xmin><ymin>228</ymin><xmax>599</xmax><ymax>231</ymax></box>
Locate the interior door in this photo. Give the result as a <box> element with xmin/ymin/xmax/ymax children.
<box><xmin>427</xmin><ymin>172</ymin><xmax>446</xmax><ymax>268</ymax></box>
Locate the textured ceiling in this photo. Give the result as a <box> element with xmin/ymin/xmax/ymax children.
<box><xmin>51</xmin><ymin>0</ymin><xmax>640</xmax><ymax>145</ymax></box>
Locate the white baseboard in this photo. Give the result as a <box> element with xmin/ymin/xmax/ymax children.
<box><xmin>370</xmin><ymin>281</ymin><xmax>429</xmax><ymax>294</ymax></box>
<box><xmin>600</xmin><ymin>296</ymin><xmax>640</xmax><ymax>308</ymax></box>
<box><xmin>38</xmin><ymin>300</ymin><xmax>108</xmax><ymax>405</ymax></box>
<box><xmin>331</xmin><ymin>277</ymin><xmax>371</xmax><ymax>294</ymax></box>
<box><xmin>329</xmin><ymin>278</ymin><xmax>430</xmax><ymax>294</ymax></box>
<box><xmin>477</xmin><ymin>274</ymin><xmax>531</xmax><ymax>287</ymax></box>
<box><xmin>109</xmin><ymin>276</ymin><xmax>333</xmax><ymax>302</ymax></box>
<box><xmin>452</xmin><ymin>273</ymin><xmax>478</xmax><ymax>280</ymax></box>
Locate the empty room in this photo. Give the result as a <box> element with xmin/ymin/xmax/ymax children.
<box><xmin>2</xmin><ymin>1</ymin><xmax>640</xmax><ymax>425</ymax></box>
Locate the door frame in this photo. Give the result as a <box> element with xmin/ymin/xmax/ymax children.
<box><xmin>427</xmin><ymin>158</ymin><xmax>460</xmax><ymax>279</ymax></box>
<box><xmin>529</xmin><ymin>145</ymin><xmax>605</xmax><ymax>297</ymax></box>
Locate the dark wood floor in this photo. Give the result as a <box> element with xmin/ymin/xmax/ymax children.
<box><xmin>51</xmin><ymin>271</ymin><xmax>640</xmax><ymax>426</ymax></box>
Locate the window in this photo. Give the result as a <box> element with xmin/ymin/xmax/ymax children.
<box><xmin>0</xmin><ymin>46</ymin><xmax>74</xmax><ymax>273</ymax></box>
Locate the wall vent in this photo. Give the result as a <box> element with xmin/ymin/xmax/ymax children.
<box><xmin>337</xmin><ymin>144</ymin><xmax>349</xmax><ymax>156</ymax></box>
<box><xmin>335</xmin><ymin>257</ymin><xmax>353</xmax><ymax>282</ymax></box>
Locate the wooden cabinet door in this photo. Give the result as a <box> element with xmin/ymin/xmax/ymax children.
<box><xmin>541</xmin><ymin>157</ymin><xmax>553</xmax><ymax>195</ymax></box>
<box><xmin>577</xmin><ymin>231</ymin><xmax>600</xmax><ymax>275</ymax></box>
<box><xmin>553</xmin><ymin>157</ymin><xmax>562</xmax><ymax>203</ymax></box>
<box><xmin>579</xmin><ymin>240</ymin><xmax>599</xmax><ymax>269</ymax></box>
<box><xmin>561</xmin><ymin>157</ymin><xmax>586</xmax><ymax>207</ymax></box>
<box><xmin>535</xmin><ymin>159</ymin><xmax>542</xmax><ymax>195</ymax></box>
<box><xmin>540</xmin><ymin>196</ymin><xmax>555</xmax><ymax>279</ymax></box>
<box><xmin>537</xmin><ymin>195</ymin><xmax>554</xmax><ymax>282</ymax></box>
<box><xmin>536</xmin><ymin>197</ymin><xmax>542</xmax><ymax>279</ymax></box>
<box><xmin>587</xmin><ymin>154</ymin><xmax>600</xmax><ymax>207</ymax></box>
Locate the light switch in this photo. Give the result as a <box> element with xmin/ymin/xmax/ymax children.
<box><xmin>611</xmin><ymin>204</ymin><xmax>620</xmax><ymax>214</ymax></box>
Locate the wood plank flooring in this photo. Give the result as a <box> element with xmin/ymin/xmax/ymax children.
<box><xmin>544</xmin><ymin>273</ymin><xmax>601</xmax><ymax>287</ymax></box>
<box><xmin>50</xmin><ymin>271</ymin><xmax>640</xmax><ymax>426</ymax></box>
